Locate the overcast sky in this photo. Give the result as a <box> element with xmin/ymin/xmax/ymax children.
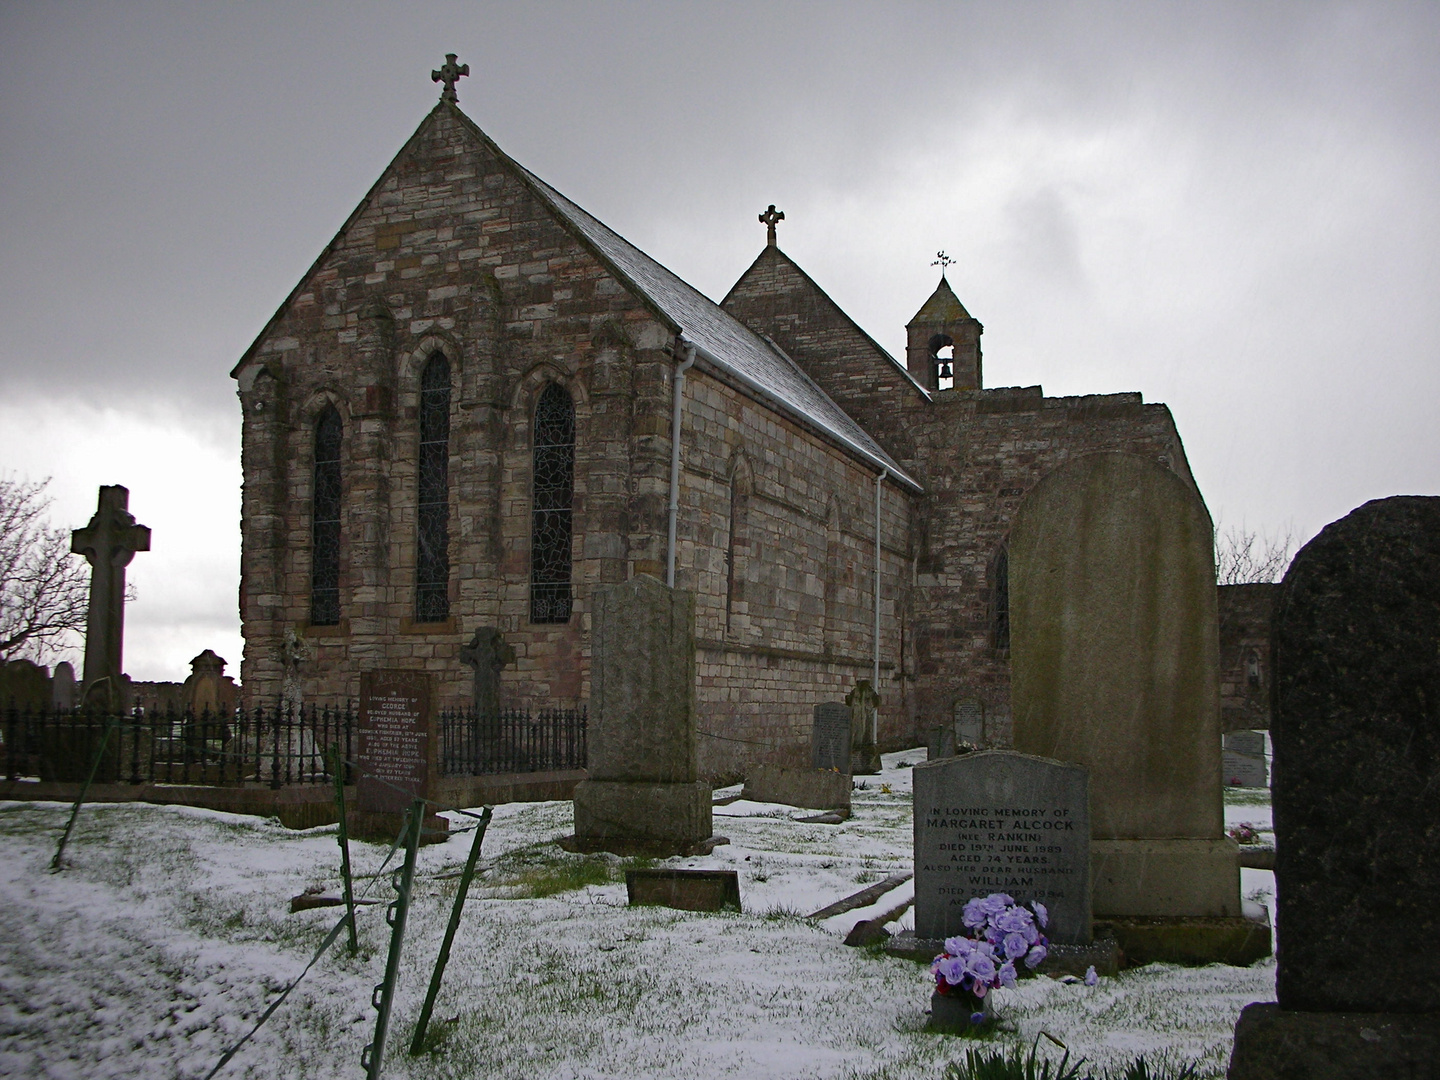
<box><xmin>2</xmin><ymin>1</ymin><xmax>1437</xmax><ymax>680</ymax></box>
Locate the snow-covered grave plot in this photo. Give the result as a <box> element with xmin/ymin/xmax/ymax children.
<box><xmin>0</xmin><ymin>749</ymin><xmax>1276</xmax><ymax>1079</ymax></box>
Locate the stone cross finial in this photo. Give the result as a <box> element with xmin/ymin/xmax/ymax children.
<box><xmin>70</xmin><ymin>485</ymin><xmax>150</xmax><ymax>690</ymax></box>
<box><xmin>759</xmin><ymin>204</ymin><xmax>785</xmax><ymax>246</ymax></box>
<box><xmin>432</xmin><ymin>53</ymin><xmax>469</xmax><ymax>103</ymax></box>
<box><xmin>460</xmin><ymin>627</ymin><xmax>515</xmax><ymax>717</ymax></box>
<box><xmin>932</xmin><ymin>250</ymin><xmax>955</xmax><ymax>276</ymax></box>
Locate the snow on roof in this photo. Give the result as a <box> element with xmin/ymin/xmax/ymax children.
<box><xmin>513</xmin><ymin>164</ymin><xmax>923</xmax><ymax>492</ymax></box>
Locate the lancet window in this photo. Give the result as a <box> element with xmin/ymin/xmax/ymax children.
<box><xmin>311</xmin><ymin>406</ymin><xmax>342</xmax><ymax>626</ymax></box>
<box><xmin>530</xmin><ymin>383</ymin><xmax>574</xmax><ymax>623</ymax></box>
<box><xmin>416</xmin><ymin>352</ymin><xmax>451</xmax><ymax>622</ymax></box>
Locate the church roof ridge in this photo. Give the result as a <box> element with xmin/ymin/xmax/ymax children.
<box><xmin>724</xmin><ymin>245</ymin><xmax>932</xmax><ymax>403</ymax></box>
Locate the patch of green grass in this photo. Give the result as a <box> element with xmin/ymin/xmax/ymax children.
<box><xmin>943</xmin><ymin>1037</ymin><xmax>1089</xmax><ymax>1080</ymax></box>
<box><xmin>1221</xmin><ymin>787</ymin><xmax>1272</xmax><ymax>807</ymax></box>
<box><xmin>479</xmin><ymin>843</ymin><xmax>629</xmax><ymax>899</ymax></box>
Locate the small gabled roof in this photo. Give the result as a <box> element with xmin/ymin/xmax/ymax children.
<box><xmin>237</xmin><ymin>99</ymin><xmax>921</xmax><ymax>492</ymax></box>
<box><xmin>908</xmin><ymin>276</ymin><xmax>973</xmax><ymax>327</ymax></box>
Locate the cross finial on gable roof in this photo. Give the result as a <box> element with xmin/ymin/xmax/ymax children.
<box><xmin>932</xmin><ymin>250</ymin><xmax>955</xmax><ymax>277</ymax></box>
<box><xmin>759</xmin><ymin>204</ymin><xmax>785</xmax><ymax>247</ymax></box>
<box><xmin>432</xmin><ymin>53</ymin><xmax>469</xmax><ymax>103</ymax></box>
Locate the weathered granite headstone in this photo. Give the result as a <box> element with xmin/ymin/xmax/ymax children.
<box><xmin>1010</xmin><ymin>453</ymin><xmax>1243</xmax><ymax>935</ymax></box>
<box><xmin>742</xmin><ymin>763</ymin><xmax>850</xmax><ymax>811</ymax></box>
<box><xmin>70</xmin><ymin>485</ymin><xmax>149</xmax><ymax>695</ymax></box>
<box><xmin>811</xmin><ymin>702</ymin><xmax>852</xmax><ymax>773</ymax></box>
<box><xmin>847</xmin><ymin>680</ymin><xmax>881</xmax><ymax>774</ymax></box>
<box><xmin>1229</xmin><ymin>497</ymin><xmax>1440</xmax><ymax>1079</ymax></box>
<box><xmin>925</xmin><ymin>724</ymin><xmax>957</xmax><ymax>761</ymax></box>
<box><xmin>355</xmin><ymin>669</ymin><xmax>446</xmax><ymax>842</ymax></box>
<box><xmin>0</xmin><ymin>660</ymin><xmax>49</xmax><ymax>709</ymax></box>
<box><xmin>459</xmin><ymin>627</ymin><xmax>515</xmax><ymax>716</ymax></box>
<box><xmin>1221</xmin><ymin>730</ymin><xmax>1267</xmax><ymax>788</ymax></box>
<box><xmin>569</xmin><ymin>575</ymin><xmax>718</xmax><ymax>855</ymax></box>
<box><xmin>954</xmin><ymin>698</ymin><xmax>984</xmax><ymax>747</ymax></box>
<box><xmin>51</xmin><ymin>662</ymin><xmax>76</xmax><ymax>709</ymax></box>
<box><xmin>913</xmin><ymin>750</ymin><xmax>1091</xmax><ymax>945</ymax></box>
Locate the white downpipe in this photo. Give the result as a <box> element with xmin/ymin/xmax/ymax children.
<box><xmin>666</xmin><ymin>341</ymin><xmax>697</xmax><ymax>587</ymax></box>
<box><xmin>873</xmin><ymin>468</ymin><xmax>887</xmax><ymax>745</ymax></box>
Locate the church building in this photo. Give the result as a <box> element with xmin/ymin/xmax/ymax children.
<box><xmin>232</xmin><ymin>61</ymin><xmax>1196</xmax><ymax>777</ymax></box>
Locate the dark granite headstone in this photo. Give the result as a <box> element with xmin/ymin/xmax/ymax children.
<box><xmin>913</xmin><ymin>750</ymin><xmax>1090</xmax><ymax>945</ymax></box>
<box><xmin>626</xmin><ymin>869</ymin><xmax>741</xmax><ymax>912</ymax></box>
<box><xmin>1229</xmin><ymin>496</ymin><xmax>1440</xmax><ymax>1079</ymax></box>
<box><xmin>357</xmin><ymin>670</ymin><xmax>434</xmax><ymax>815</ymax></box>
<box><xmin>1271</xmin><ymin>496</ymin><xmax>1440</xmax><ymax>1013</ymax></box>
<box><xmin>811</xmin><ymin>702</ymin><xmax>852</xmax><ymax>773</ymax></box>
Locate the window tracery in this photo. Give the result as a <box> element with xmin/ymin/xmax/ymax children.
<box><xmin>530</xmin><ymin>383</ymin><xmax>574</xmax><ymax>623</ymax></box>
<box><xmin>311</xmin><ymin>406</ymin><xmax>342</xmax><ymax>626</ymax></box>
<box><xmin>416</xmin><ymin>352</ymin><xmax>451</xmax><ymax>622</ymax></box>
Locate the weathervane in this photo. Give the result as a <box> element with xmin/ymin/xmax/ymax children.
<box><xmin>759</xmin><ymin>204</ymin><xmax>785</xmax><ymax>247</ymax></box>
<box><xmin>932</xmin><ymin>250</ymin><xmax>955</xmax><ymax>276</ymax></box>
<box><xmin>432</xmin><ymin>53</ymin><xmax>469</xmax><ymax>103</ymax></box>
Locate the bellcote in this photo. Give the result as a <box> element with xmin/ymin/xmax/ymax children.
<box><xmin>906</xmin><ymin>276</ymin><xmax>982</xmax><ymax>393</ymax></box>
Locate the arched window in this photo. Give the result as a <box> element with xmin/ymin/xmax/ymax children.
<box><xmin>724</xmin><ymin>457</ymin><xmax>751</xmax><ymax>639</ymax></box>
<box><xmin>311</xmin><ymin>406</ymin><xmax>342</xmax><ymax>626</ymax></box>
<box><xmin>416</xmin><ymin>352</ymin><xmax>451</xmax><ymax>622</ymax></box>
<box><xmin>991</xmin><ymin>543</ymin><xmax>1010</xmax><ymax>653</ymax></box>
<box><xmin>530</xmin><ymin>383</ymin><xmax>574</xmax><ymax>624</ymax></box>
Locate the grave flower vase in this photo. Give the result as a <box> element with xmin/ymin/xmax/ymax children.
<box><xmin>929</xmin><ymin>987</ymin><xmax>992</xmax><ymax>1033</ymax></box>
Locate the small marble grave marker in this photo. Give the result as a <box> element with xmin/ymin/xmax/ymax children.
<box><xmin>357</xmin><ymin>670</ymin><xmax>434</xmax><ymax>815</ymax></box>
<box><xmin>812</xmin><ymin>702</ymin><xmax>852</xmax><ymax>773</ymax></box>
<box><xmin>1222</xmin><ymin>730</ymin><xmax>1267</xmax><ymax>788</ymax></box>
<box><xmin>914</xmin><ymin>750</ymin><xmax>1090</xmax><ymax>945</ymax></box>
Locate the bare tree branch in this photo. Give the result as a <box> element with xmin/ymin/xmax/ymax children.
<box><xmin>1215</xmin><ymin>522</ymin><xmax>1296</xmax><ymax>585</ymax></box>
<box><xmin>0</xmin><ymin>477</ymin><xmax>89</xmax><ymax>662</ymax></box>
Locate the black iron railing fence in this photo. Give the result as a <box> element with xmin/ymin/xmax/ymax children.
<box><xmin>437</xmin><ymin>705</ymin><xmax>587</xmax><ymax>777</ymax></box>
<box><xmin>1</xmin><ymin>701</ymin><xmax>587</xmax><ymax>788</ymax></box>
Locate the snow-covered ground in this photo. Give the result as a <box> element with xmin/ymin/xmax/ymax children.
<box><xmin>0</xmin><ymin>750</ymin><xmax>1276</xmax><ymax>1079</ymax></box>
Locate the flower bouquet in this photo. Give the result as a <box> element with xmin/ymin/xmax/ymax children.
<box><xmin>929</xmin><ymin>892</ymin><xmax>1049</xmax><ymax>1031</ymax></box>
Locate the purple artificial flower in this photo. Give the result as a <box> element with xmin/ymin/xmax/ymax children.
<box><xmin>980</xmin><ymin>893</ymin><xmax>1013</xmax><ymax>917</ymax></box>
<box><xmin>994</xmin><ymin>907</ymin><xmax>1034</xmax><ymax>934</ymax></box>
<box><xmin>972</xmin><ymin>979</ymin><xmax>989</xmax><ymax>998</ymax></box>
<box><xmin>1024</xmin><ymin>944</ymin><xmax>1048</xmax><ymax>969</ymax></box>
<box><xmin>962</xmin><ymin>897</ymin><xmax>989</xmax><ymax>929</ymax></box>
<box><xmin>1032</xmin><ymin>901</ymin><xmax>1049</xmax><ymax>928</ymax></box>
<box><xmin>969</xmin><ymin>1011</ymin><xmax>987</xmax><ymax>1026</ymax></box>
<box><xmin>967</xmin><ymin>952</ymin><xmax>997</xmax><ymax>985</ymax></box>
<box><xmin>1003</xmin><ymin>932</ymin><xmax>1029</xmax><ymax>960</ymax></box>
<box><xmin>974</xmin><ymin>940</ymin><xmax>996</xmax><ymax>959</ymax></box>
<box><xmin>1020</xmin><ymin>921</ymin><xmax>1040</xmax><ymax>945</ymax></box>
<box><xmin>1085</xmin><ymin>965</ymin><xmax>1099</xmax><ymax>987</ymax></box>
<box><xmin>944</xmin><ymin>936</ymin><xmax>974</xmax><ymax>957</ymax></box>
<box><xmin>998</xmin><ymin>960</ymin><xmax>1018</xmax><ymax>988</ymax></box>
<box><xmin>935</xmin><ymin>955</ymin><xmax>967</xmax><ymax>986</ymax></box>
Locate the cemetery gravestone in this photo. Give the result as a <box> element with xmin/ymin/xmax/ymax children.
<box><xmin>1010</xmin><ymin>453</ymin><xmax>1243</xmax><ymax>934</ymax></box>
<box><xmin>1229</xmin><ymin>496</ymin><xmax>1440</xmax><ymax>1079</ymax></box>
<box><xmin>70</xmin><ymin>485</ymin><xmax>149</xmax><ymax>695</ymax></box>
<box><xmin>51</xmin><ymin>662</ymin><xmax>76</xmax><ymax>709</ymax></box>
<box><xmin>1221</xmin><ymin>730</ymin><xmax>1267</xmax><ymax>788</ymax></box>
<box><xmin>569</xmin><ymin>575</ymin><xmax>718</xmax><ymax>856</ymax></box>
<box><xmin>847</xmin><ymin>680</ymin><xmax>881</xmax><ymax>774</ymax></box>
<box><xmin>954</xmin><ymin>699</ymin><xmax>984</xmax><ymax>748</ymax></box>
<box><xmin>356</xmin><ymin>670</ymin><xmax>446</xmax><ymax>841</ymax></box>
<box><xmin>913</xmin><ymin>750</ymin><xmax>1091</xmax><ymax>946</ymax></box>
<box><xmin>811</xmin><ymin>702</ymin><xmax>852</xmax><ymax>773</ymax></box>
<box><xmin>459</xmin><ymin>627</ymin><xmax>515</xmax><ymax>716</ymax></box>
<box><xmin>742</xmin><ymin>763</ymin><xmax>850</xmax><ymax>811</ymax></box>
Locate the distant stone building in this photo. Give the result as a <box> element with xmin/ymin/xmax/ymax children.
<box><xmin>231</xmin><ymin>69</ymin><xmax>1198</xmax><ymax>777</ymax></box>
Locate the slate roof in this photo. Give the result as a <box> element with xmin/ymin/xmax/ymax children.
<box><xmin>507</xmin><ymin>160</ymin><xmax>922</xmax><ymax>492</ymax></box>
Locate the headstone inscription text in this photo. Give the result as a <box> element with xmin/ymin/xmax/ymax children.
<box><xmin>357</xmin><ymin>670</ymin><xmax>434</xmax><ymax>815</ymax></box>
<box><xmin>914</xmin><ymin>751</ymin><xmax>1090</xmax><ymax>944</ymax></box>
<box><xmin>812</xmin><ymin>702</ymin><xmax>852</xmax><ymax>773</ymax></box>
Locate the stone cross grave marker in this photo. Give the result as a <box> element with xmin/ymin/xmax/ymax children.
<box><xmin>357</xmin><ymin>670</ymin><xmax>435</xmax><ymax>816</ymax></box>
<box><xmin>1228</xmin><ymin>496</ymin><xmax>1440</xmax><ymax>1077</ymax></box>
<box><xmin>459</xmin><ymin>627</ymin><xmax>515</xmax><ymax>717</ymax></box>
<box><xmin>70</xmin><ymin>485</ymin><xmax>150</xmax><ymax>693</ymax></box>
<box><xmin>847</xmin><ymin>679</ymin><xmax>881</xmax><ymax>774</ymax></box>
<box><xmin>914</xmin><ymin>750</ymin><xmax>1090</xmax><ymax>945</ymax></box>
<box><xmin>811</xmin><ymin>702</ymin><xmax>852</xmax><ymax>773</ymax></box>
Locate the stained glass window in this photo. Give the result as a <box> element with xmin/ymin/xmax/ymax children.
<box><xmin>311</xmin><ymin>406</ymin><xmax>342</xmax><ymax>626</ymax></box>
<box><xmin>530</xmin><ymin>383</ymin><xmax>574</xmax><ymax>623</ymax></box>
<box><xmin>416</xmin><ymin>352</ymin><xmax>451</xmax><ymax>622</ymax></box>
